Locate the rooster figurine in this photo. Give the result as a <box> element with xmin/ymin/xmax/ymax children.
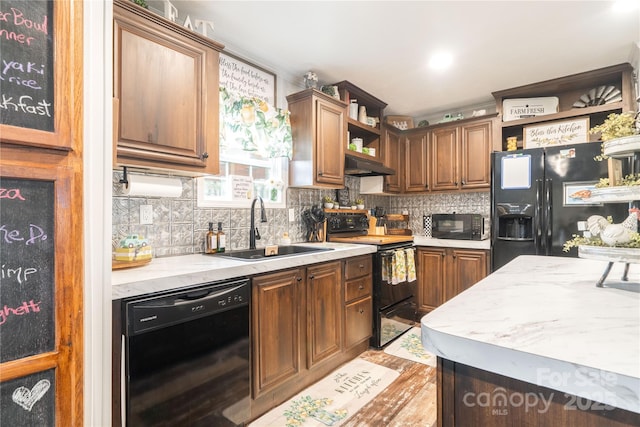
<box><xmin>587</xmin><ymin>208</ymin><xmax>639</xmax><ymax>246</ymax></box>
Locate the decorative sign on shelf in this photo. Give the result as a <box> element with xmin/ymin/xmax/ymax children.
<box><xmin>0</xmin><ymin>177</ymin><xmax>55</xmax><ymax>363</ymax></box>
<box><xmin>0</xmin><ymin>0</ymin><xmax>54</xmax><ymax>131</ymax></box>
<box><xmin>219</xmin><ymin>52</ymin><xmax>276</xmax><ymax>106</ymax></box>
<box><xmin>523</xmin><ymin>117</ymin><xmax>590</xmax><ymax>149</ymax></box>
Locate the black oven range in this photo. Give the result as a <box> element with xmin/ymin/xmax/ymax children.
<box><xmin>326</xmin><ymin>211</ymin><xmax>417</xmax><ymax>348</ymax></box>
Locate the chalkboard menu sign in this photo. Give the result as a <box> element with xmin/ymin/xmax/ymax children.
<box><xmin>0</xmin><ymin>369</ymin><xmax>55</xmax><ymax>426</ymax></box>
<box><xmin>0</xmin><ymin>0</ymin><xmax>54</xmax><ymax>131</ymax></box>
<box><xmin>0</xmin><ymin>177</ymin><xmax>55</xmax><ymax>363</ymax></box>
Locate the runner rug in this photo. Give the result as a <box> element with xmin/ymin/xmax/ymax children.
<box><xmin>249</xmin><ymin>358</ymin><xmax>399</xmax><ymax>427</ymax></box>
<box><xmin>383</xmin><ymin>327</ymin><xmax>437</xmax><ymax>367</ymax></box>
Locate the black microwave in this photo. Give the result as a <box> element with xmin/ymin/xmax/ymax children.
<box><xmin>431</xmin><ymin>214</ymin><xmax>489</xmax><ymax>240</ymax></box>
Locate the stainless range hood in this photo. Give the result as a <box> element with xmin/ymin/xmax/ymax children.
<box><xmin>344</xmin><ymin>153</ymin><xmax>395</xmax><ymax>177</ymax></box>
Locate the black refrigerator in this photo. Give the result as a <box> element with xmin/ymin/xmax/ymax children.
<box><xmin>490</xmin><ymin>142</ymin><xmax>629</xmax><ymax>271</ymax></box>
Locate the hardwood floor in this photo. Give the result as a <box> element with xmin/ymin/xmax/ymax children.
<box><xmin>342</xmin><ymin>349</ymin><xmax>437</xmax><ymax>427</ymax></box>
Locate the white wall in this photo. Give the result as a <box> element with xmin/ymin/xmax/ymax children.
<box><xmin>84</xmin><ymin>1</ymin><xmax>112</xmax><ymax>426</ymax></box>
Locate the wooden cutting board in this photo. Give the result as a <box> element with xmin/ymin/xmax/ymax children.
<box><xmin>330</xmin><ymin>235</ymin><xmax>414</xmax><ymax>245</ymax></box>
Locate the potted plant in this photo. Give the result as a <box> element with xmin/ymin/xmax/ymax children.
<box><xmin>355</xmin><ymin>198</ymin><xmax>365</xmax><ymax>210</ymax></box>
<box><xmin>322</xmin><ymin>195</ymin><xmax>334</xmax><ymax>209</ymax></box>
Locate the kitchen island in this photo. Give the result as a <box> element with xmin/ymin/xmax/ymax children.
<box><xmin>421</xmin><ymin>255</ymin><xmax>639</xmax><ymax>426</ymax></box>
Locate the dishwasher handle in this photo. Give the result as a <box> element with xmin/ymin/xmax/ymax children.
<box><xmin>126</xmin><ymin>278</ymin><xmax>250</xmax><ymax>336</ymax></box>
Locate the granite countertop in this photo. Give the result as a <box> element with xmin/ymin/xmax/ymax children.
<box><xmin>112</xmin><ymin>242</ymin><xmax>376</xmax><ymax>300</ymax></box>
<box><xmin>413</xmin><ymin>235</ymin><xmax>490</xmax><ymax>250</ymax></box>
<box><xmin>421</xmin><ymin>255</ymin><xmax>640</xmax><ymax>413</ymax></box>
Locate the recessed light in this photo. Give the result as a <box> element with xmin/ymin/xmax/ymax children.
<box><xmin>612</xmin><ymin>0</ymin><xmax>638</xmax><ymax>12</ymax></box>
<box><xmin>429</xmin><ymin>52</ymin><xmax>453</xmax><ymax>71</ymax></box>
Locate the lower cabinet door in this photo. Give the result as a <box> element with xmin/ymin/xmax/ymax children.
<box><xmin>344</xmin><ymin>296</ymin><xmax>373</xmax><ymax>349</ymax></box>
<box><xmin>252</xmin><ymin>268</ymin><xmax>304</xmax><ymax>397</ymax></box>
<box><xmin>307</xmin><ymin>262</ymin><xmax>342</xmax><ymax>367</ymax></box>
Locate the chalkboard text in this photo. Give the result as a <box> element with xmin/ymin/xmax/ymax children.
<box><xmin>0</xmin><ymin>187</ymin><xmax>26</xmax><ymax>200</ymax></box>
<box><xmin>0</xmin><ymin>7</ymin><xmax>49</xmax><ymax>34</ymax></box>
<box><xmin>1</xmin><ymin>264</ymin><xmax>38</xmax><ymax>284</ymax></box>
<box><xmin>0</xmin><ymin>94</ymin><xmax>52</xmax><ymax>117</ymax></box>
<box><xmin>0</xmin><ymin>223</ymin><xmax>48</xmax><ymax>245</ymax></box>
<box><xmin>0</xmin><ymin>300</ymin><xmax>41</xmax><ymax>325</ymax></box>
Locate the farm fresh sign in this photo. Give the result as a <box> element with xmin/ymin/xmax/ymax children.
<box><xmin>523</xmin><ymin>118</ymin><xmax>590</xmax><ymax>148</ymax></box>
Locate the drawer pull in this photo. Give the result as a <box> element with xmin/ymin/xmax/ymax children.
<box><xmin>358</xmin><ymin>285</ymin><xmax>364</xmax><ymax>290</ymax></box>
<box><xmin>359</xmin><ymin>264</ymin><xmax>364</xmax><ymax>269</ymax></box>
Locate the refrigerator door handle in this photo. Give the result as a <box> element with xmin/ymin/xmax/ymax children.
<box><xmin>544</xmin><ymin>178</ymin><xmax>552</xmax><ymax>255</ymax></box>
<box><xmin>534</xmin><ymin>179</ymin><xmax>543</xmax><ymax>254</ymax></box>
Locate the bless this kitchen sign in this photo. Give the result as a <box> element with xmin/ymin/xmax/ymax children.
<box><xmin>523</xmin><ymin>118</ymin><xmax>590</xmax><ymax>148</ymax></box>
<box><xmin>219</xmin><ymin>53</ymin><xmax>276</xmax><ymax>105</ymax></box>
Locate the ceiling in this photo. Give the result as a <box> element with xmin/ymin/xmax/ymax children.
<box><xmin>149</xmin><ymin>1</ymin><xmax>639</xmax><ymax>120</ymax></box>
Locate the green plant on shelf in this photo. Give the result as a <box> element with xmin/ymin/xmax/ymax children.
<box><xmin>563</xmin><ymin>232</ymin><xmax>640</xmax><ymax>252</ymax></box>
<box><xmin>595</xmin><ymin>173</ymin><xmax>640</xmax><ymax>188</ymax></box>
<box><xmin>589</xmin><ymin>111</ymin><xmax>639</xmax><ymax>161</ymax></box>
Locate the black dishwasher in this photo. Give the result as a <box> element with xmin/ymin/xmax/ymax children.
<box><xmin>122</xmin><ymin>278</ymin><xmax>250</xmax><ymax>426</ymax></box>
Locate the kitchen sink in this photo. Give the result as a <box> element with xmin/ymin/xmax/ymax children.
<box><xmin>211</xmin><ymin>245</ymin><xmax>333</xmax><ymax>261</ymax></box>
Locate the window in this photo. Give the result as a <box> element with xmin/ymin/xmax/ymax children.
<box><xmin>197</xmin><ymin>88</ymin><xmax>291</xmax><ymax>208</ymax></box>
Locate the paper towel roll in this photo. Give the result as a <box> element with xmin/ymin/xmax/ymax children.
<box><xmin>121</xmin><ymin>174</ymin><xmax>183</xmax><ymax>198</ymax></box>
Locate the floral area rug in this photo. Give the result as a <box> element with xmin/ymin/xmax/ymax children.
<box><xmin>249</xmin><ymin>358</ymin><xmax>399</xmax><ymax>427</ymax></box>
<box><xmin>383</xmin><ymin>327</ymin><xmax>436</xmax><ymax>367</ymax></box>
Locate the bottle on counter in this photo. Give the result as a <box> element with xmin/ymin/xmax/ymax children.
<box><xmin>216</xmin><ymin>222</ymin><xmax>226</xmax><ymax>253</ymax></box>
<box><xmin>205</xmin><ymin>222</ymin><xmax>217</xmax><ymax>254</ymax></box>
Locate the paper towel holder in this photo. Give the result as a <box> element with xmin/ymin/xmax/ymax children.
<box><xmin>119</xmin><ymin>166</ymin><xmax>129</xmax><ymax>187</ymax></box>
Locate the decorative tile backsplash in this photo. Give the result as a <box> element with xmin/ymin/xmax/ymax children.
<box><xmin>112</xmin><ymin>171</ymin><xmax>489</xmax><ymax>257</ymax></box>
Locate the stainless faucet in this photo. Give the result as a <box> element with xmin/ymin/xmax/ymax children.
<box><xmin>249</xmin><ymin>196</ymin><xmax>268</xmax><ymax>249</ymax></box>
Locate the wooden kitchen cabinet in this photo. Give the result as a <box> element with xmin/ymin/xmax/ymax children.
<box><xmin>334</xmin><ymin>81</ymin><xmax>387</xmax><ymax>164</ymax></box>
<box><xmin>287</xmin><ymin>89</ymin><xmax>347</xmax><ymax>188</ymax></box>
<box><xmin>251</xmin><ymin>257</ymin><xmax>371</xmax><ymax>419</ymax></box>
<box><xmin>430</xmin><ymin>118</ymin><xmax>493</xmax><ymax>192</ymax></box>
<box><xmin>113</xmin><ymin>0</ymin><xmax>223</xmax><ymax>175</ymax></box>
<box><xmin>404</xmin><ymin>128</ymin><xmax>430</xmax><ymax>192</ymax></box>
<box><xmin>343</xmin><ymin>255</ymin><xmax>373</xmax><ymax>349</ymax></box>
<box><xmin>252</xmin><ymin>268</ymin><xmax>305</xmax><ymax>398</ymax></box>
<box><xmin>307</xmin><ymin>261</ymin><xmax>343</xmax><ymax>367</ymax></box>
<box><xmin>417</xmin><ymin>247</ymin><xmax>489</xmax><ymax>315</ymax></box>
<box><xmin>383</xmin><ymin>125</ymin><xmax>402</xmax><ymax>193</ymax></box>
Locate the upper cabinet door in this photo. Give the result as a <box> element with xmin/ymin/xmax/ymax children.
<box><xmin>404</xmin><ymin>129</ymin><xmax>429</xmax><ymax>192</ymax></box>
<box><xmin>431</xmin><ymin>126</ymin><xmax>459</xmax><ymax>191</ymax></box>
<box><xmin>315</xmin><ymin>97</ymin><xmax>345</xmax><ymax>186</ymax></box>
<box><xmin>113</xmin><ymin>0</ymin><xmax>222</xmax><ymax>175</ymax></box>
<box><xmin>383</xmin><ymin>127</ymin><xmax>402</xmax><ymax>193</ymax></box>
<box><xmin>460</xmin><ymin>120</ymin><xmax>492</xmax><ymax>189</ymax></box>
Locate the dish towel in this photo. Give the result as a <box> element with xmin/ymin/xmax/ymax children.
<box><xmin>391</xmin><ymin>250</ymin><xmax>406</xmax><ymax>284</ymax></box>
<box><xmin>405</xmin><ymin>248</ymin><xmax>416</xmax><ymax>282</ymax></box>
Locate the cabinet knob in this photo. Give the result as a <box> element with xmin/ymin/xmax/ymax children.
<box><xmin>425</xmin><ymin>184</ymin><xmax>429</xmax><ymax>189</ymax></box>
<box><xmin>358</xmin><ymin>309</ymin><xmax>364</xmax><ymax>314</ymax></box>
<box><xmin>461</xmin><ymin>180</ymin><xmax>466</xmax><ymax>185</ymax></box>
<box><xmin>359</xmin><ymin>264</ymin><xmax>365</xmax><ymax>269</ymax></box>
<box><xmin>296</xmin><ymin>277</ymin><xmax>302</xmax><ymax>282</ymax></box>
<box><xmin>309</xmin><ymin>274</ymin><xmax>315</xmax><ymax>280</ymax></box>
<box><xmin>452</xmin><ymin>254</ymin><xmax>457</xmax><ymax>259</ymax></box>
<box><xmin>454</xmin><ymin>181</ymin><xmax>458</xmax><ymax>186</ymax></box>
<box><xmin>441</xmin><ymin>253</ymin><xmax>445</xmax><ymax>257</ymax></box>
<box><xmin>358</xmin><ymin>285</ymin><xmax>364</xmax><ymax>290</ymax></box>
<box><xmin>202</xmin><ymin>152</ymin><xmax>209</xmax><ymax>159</ymax></box>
